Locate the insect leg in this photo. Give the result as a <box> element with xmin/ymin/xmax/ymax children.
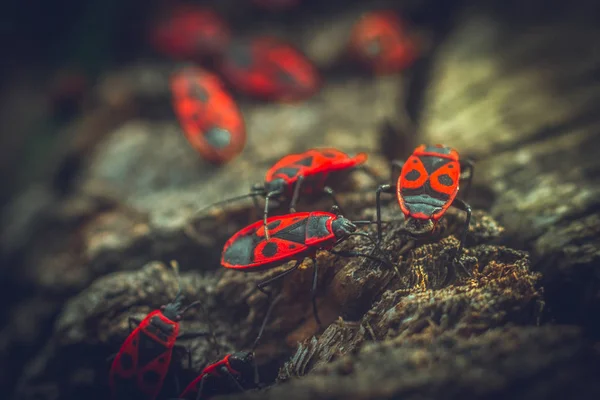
<box><xmin>376</xmin><ymin>184</ymin><xmax>395</xmax><ymax>242</ymax></box>
<box><xmin>195</xmin><ymin>374</ymin><xmax>208</xmax><ymax>400</ymax></box>
<box><xmin>172</xmin><ymin>344</ymin><xmax>193</xmax><ymax>369</ymax></box>
<box><xmin>256</xmin><ymin>259</ymin><xmax>302</xmax><ymax>299</ymax></box>
<box><xmin>459</xmin><ymin>159</ymin><xmax>475</xmax><ymax>200</ymax></box>
<box><xmin>263</xmin><ymin>189</ymin><xmax>283</xmax><ymax>241</ymax></box>
<box><xmin>310</xmin><ymin>257</ymin><xmax>322</xmax><ymax>328</ymax></box>
<box><xmin>449</xmin><ymin>197</ymin><xmax>472</xmax><ymax>275</ymax></box>
<box><xmin>220</xmin><ymin>365</ymin><xmax>246</xmax><ymax>392</ymax></box>
<box><xmin>252</xmin><ymin>293</ymin><xmax>282</xmax><ymax>351</ymax></box>
<box><xmin>174</xmin><ymin>372</ymin><xmax>181</xmax><ymax>395</ymax></box>
<box><xmin>323</xmin><ymin>186</ymin><xmax>345</xmax><ymax>215</ymax></box>
<box><xmin>288</xmin><ymin>175</ymin><xmax>305</xmax><ymax>213</ymax></box>
<box><xmin>128</xmin><ymin>317</ymin><xmax>142</xmax><ymax>332</ymax></box>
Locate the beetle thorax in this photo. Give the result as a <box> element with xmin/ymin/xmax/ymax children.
<box><xmin>228</xmin><ymin>351</ymin><xmax>255</xmax><ymax>376</ymax></box>
<box><xmin>263</xmin><ymin>178</ymin><xmax>286</xmax><ymax>195</ymax></box>
<box><xmin>331</xmin><ymin>217</ymin><xmax>357</xmax><ymax>238</ymax></box>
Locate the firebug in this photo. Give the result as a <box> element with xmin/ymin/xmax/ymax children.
<box><xmin>176</xmin><ymin>295</ymin><xmax>280</xmax><ymax>400</ymax></box>
<box><xmin>348</xmin><ymin>10</ymin><xmax>419</xmax><ymax>74</ymax></box>
<box><xmin>108</xmin><ymin>262</ymin><xmax>208</xmax><ymax>400</ymax></box>
<box><xmin>218</xmin><ymin>36</ymin><xmax>320</xmax><ymax>102</ymax></box>
<box><xmin>221</xmin><ymin>207</ymin><xmax>394</xmax><ymax>326</ymax></box>
<box><xmin>170</xmin><ymin>66</ymin><xmax>246</xmax><ymax>165</ymax></box>
<box><xmin>195</xmin><ymin>148</ymin><xmax>376</xmax><ymax>240</ymax></box>
<box><xmin>150</xmin><ymin>4</ymin><xmax>231</xmax><ymax>60</ymax></box>
<box><xmin>375</xmin><ymin>144</ymin><xmax>473</xmax><ymax>267</ymax></box>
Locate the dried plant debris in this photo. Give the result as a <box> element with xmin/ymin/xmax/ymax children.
<box><xmin>279</xmin><ymin>236</ymin><xmax>542</xmax><ymax>380</ymax></box>
<box><xmin>238</xmin><ymin>326</ymin><xmax>600</xmax><ymax>400</ymax></box>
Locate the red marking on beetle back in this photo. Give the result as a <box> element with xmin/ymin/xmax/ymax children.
<box><xmin>150</xmin><ymin>5</ymin><xmax>230</xmax><ymax>60</ymax></box>
<box><xmin>109</xmin><ymin>310</ymin><xmax>180</xmax><ymax>400</ymax></box>
<box><xmin>397</xmin><ymin>144</ymin><xmax>461</xmax><ymax>221</ymax></box>
<box><xmin>348</xmin><ymin>10</ymin><xmax>419</xmax><ymax>74</ymax></box>
<box><xmin>265</xmin><ymin>148</ymin><xmax>368</xmax><ymax>196</ymax></box>
<box><xmin>221</xmin><ymin>211</ymin><xmax>338</xmax><ymax>271</ymax></box>
<box><xmin>218</xmin><ymin>36</ymin><xmax>320</xmax><ymax>102</ymax></box>
<box><xmin>171</xmin><ymin>66</ymin><xmax>246</xmax><ymax>164</ymax></box>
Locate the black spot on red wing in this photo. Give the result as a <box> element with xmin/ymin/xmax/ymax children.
<box><xmin>295</xmin><ymin>156</ymin><xmax>314</xmax><ymax>167</ymax></box>
<box><xmin>132</xmin><ymin>339</ymin><xmax>138</xmax><ymax>346</ymax></box>
<box><xmin>190</xmin><ymin>85</ymin><xmax>209</xmax><ymax>102</ymax></box>
<box><xmin>138</xmin><ymin>333</ymin><xmax>168</xmax><ymax>366</ymax></box>
<box><xmin>223</xmin><ymin>233</ymin><xmax>262</xmax><ymax>265</ymax></box>
<box><xmin>306</xmin><ymin>215</ymin><xmax>331</xmax><ymax>240</ymax></box>
<box><xmin>405</xmin><ymin>169</ymin><xmax>421</xmax><ymax>181</ymax></box>
<box><xmin>120</xmin><ymin>353</ymin><xmax>134</xmax><ymax>370</ymax></box>
<box><xmin>322</xmin><ymin>151</ymin><xmax>338</xmax><ymax>158</ymax></box>
<box><xmin>274</xmin><ymin>219</ymin><xmax>307</xmax><ymax>244</ymax></box>
<box><xmin>262</xmin><ymin>242</ymin><xmax>278</xmax><ymax>258</ymax></box>
<box><xmin>143</xmin><ymin>370</ymin><xmax>161</xmax><ymax>385</ymax></box>
<box><xmin>158</xmin><ymin>357</ymin><xmax>166</xmax><ymax>364</ymax></box>
<box><xmin>273</xmin><ymin>167</ymin><xmax>300</xmax><ymax>178</ymax></box>
<box><xmin>448</xmin><ymin>164</ymin><xmax>454</xmax><ymax>169</ymax></box>
<box><xmin>267</xmin><ymin>220</ymin><xmax>282</xmax><ymax>230</ymax></box>
<box><xmin>420</xmin><ymin>156</ymin><xmax>450</xmax><ymax>174</ymax></box>
<box><xmin>438</xmin><ymin>174</ymin><xmax>454</xmax><ymax>186</ymax></box>
<box><xmin>205</xmin><ymin>127</ymin><xmax>232</xmax><ymax>149</ymax></box>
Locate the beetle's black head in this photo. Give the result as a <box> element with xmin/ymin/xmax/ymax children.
<box><xmin>229</xmin><ymin>351</ymin><xmax>255</xmax><ymax>377</ymax></box>
<box><xmin>250</xmin><ymin>182</ymin><xmax>266</xmax><ymax>195</ymax></box>
<box><xmin>331</xmin><ymin>216</ymin><xmax>357</xmax><ymax>239</ymax></box>
<box><xmin>402</xmin><ymin>217</ymin><xmax>436</xmax><ymax>238</ymax></box>
<box><xmin>262</xmin><ymin>178</ymin><xmax>286</xmax><ymax>196</ymax></box>
<box><xmin>161</xmin><ymin>291</ymin><xmax>185</xmax><ymax>321</ymax></box>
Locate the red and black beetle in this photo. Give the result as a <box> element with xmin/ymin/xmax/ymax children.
<box><xmin>175</xmin><ymin>291</ymin><xmax>281</xmax><ymax>400</ymax></box>
<box><xmin>196</xmin><ymin>148</ymin><xmax>375</xmax><ymax>240</ymax></box>
<box><xmin>348</xmin><ymin>10</ymin><xmax>419</xmax><ymax>75</ymax></box>
<box><xmin>375</xmin><ymin>144</ymin><xmax>473</xmax><ymax>265</ymax></box>
<box><xmin>217</xmin><ymin>36</ymin><xmax>320</xmax><ymax>102</ymax></box>
<box><xmin>150</xmin><ymin>4</ymin><xmax>231</xmax><ymax>60</ymax></box>
<box><xmin>171</xmin><ymin>66</ymin><xmax>246</xmax><ymax>165</ymax></box>
<box><xmin>109</xmin><ymin>266</ymin><xmax>207</xmax><ymax>400</ymax></box>
<box><xmin>178</xmin><ymin>352</ymin><xmax>257</xmax><ymax>400</ymax></box>
<box><xmin>221</xmin><ymin>207</ymin><xmax>394</xmax><ymax>326</ymax></box>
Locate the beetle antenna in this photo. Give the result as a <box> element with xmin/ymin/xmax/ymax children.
<box><xmin>352</xmin><ymin>220</ymin><xmax>389</xmax><ymax>225</ymax></box>
<box><xmin>192</xmin><ymin>191</ymin><xmax>264</xmax><ymax>217</ymax></box>
<box><xmin>169</xmin><ymin>260</ymin><xmax>184</xmax><ymax>303</ymax></box>
<box><xmin>251</xmin><ymin>293</ymin><xmax>282</xmax><ymax>352</ymax></box>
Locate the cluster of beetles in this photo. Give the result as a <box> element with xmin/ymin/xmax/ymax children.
<box><xmin>154</xmin><ymin>1</ymin><xmax>420</xmax><ymax>165</ymax></box>
<box><xmin>108</xmin><ymin>144</ymin><xmax>474</xmax><ymax>400</ymax></box>
<box><xmin>106</xmin><ymin>3</ymin><xmax>466</xmax><ymax>400</ymax></box>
